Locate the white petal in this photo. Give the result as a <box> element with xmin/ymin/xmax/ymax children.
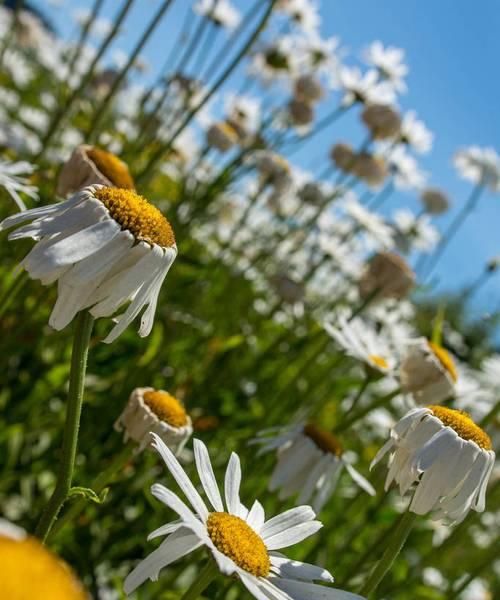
<box><xmin>246</xmin><ymin>500</ymin><xmax>266</xmax><ymax>533</ymax></box>
<box><xmin>270</xmin><ymin>554</ymin><xmax>334</xmax><ymax>582</ymax></box>
<box><xmin>413</xmin><ymin>427</ymin><xmax>458</xmax><ymax>472</ymax></box>
<box><xmin>147</xmin><ymin>520</ymin><xmax>183</xmax><ymax>540</ymax></box>
<box><xmin>123</xmin><ymin>527</ymin><xmax>202</xmax><ymax>594</ymax></box>
<box><xmin>240</xmin><ymin>572</ymin><xmax>288</xmax><ymax>600</ymax></box>
<box><xmin>224</xmin><ymin>452</ymin><xmax>242</xmax><ymax>515</ymax></box>
<box><xmin>370</xmin><ymin>438</ymin><xmax>394</xmax><ymax>470</ymax></box>
<box><xmin>297</xmin><ymin>454</ymin><xmax>332</xmax><ymax>506</ymax></box>
<box><xmin>473</xmin><ymin>451</ymin><xmax>495</xmax><ymax>512</ymax></box>
<box><xmin>265</xmin><ymin>520</ymin><xmax>322</xmax><ymax>551</ymax></box>
<box><xmin>261</xmin><ymin>506</ymin><xmax>316</xmax><ymax>540</ymax></box>
<box><xmin>150</xmin><ymin>484</ymin><xmax>206</xmax><ymax>538</ymax></box>
<box><xmin>193</xmin><ymin>438</ymin><xmax>224</xmax><ymax>512</ymax></box>
<box><xmin>345</xmin><ymin>463</ymin><xmax>376</xmax><ymax>496</ymax></box>
<box><xmin>150</xmin><ymin>434</ymin><xmax>209</xmax><ymax>521</ymax></box>
<box><xmin>272</xmin><ymin>577</ymin><xmax>365</xmax><ymax>599</ymax></box>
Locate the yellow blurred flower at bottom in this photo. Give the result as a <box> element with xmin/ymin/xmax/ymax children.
<box><xmin>0</xmin><ymin>520</ymin><xmax>88</xmax><ymax>600</ymax></box>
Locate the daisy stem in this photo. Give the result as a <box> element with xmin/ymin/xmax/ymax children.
<box><xmin>359</xmin><ymin>510</ymin><xmax>417</xmax><ymax>597</ymax></box>
<box><xmin>0</xmin><ymin>269</ymin><xmax>29</xmax><ymax>320</ymax></box>
<box><xmin>335</xmin><ymin>388</ymin><xmax>400</xmax><ymax>433</ymax></box>
<box><xmin>35</xmin><ymin>311</ymin><xmax>94</xmax><ymax>543</ymax></box>
<box><xmin>179</xmin><ymin>561</ymin><xmax>218</xmax><ymax>600</ymax></box>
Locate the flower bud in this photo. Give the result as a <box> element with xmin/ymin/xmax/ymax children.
<box><xmin>361</xmin><ymin>104</ymin><xmax>402</xmax><ymax>140</ymax></box>
<box><xmin>420</xmin><ymin>187</ymin><xmax>450</xmax><ymax>215</ymax></box>
<box><xmin>359</xmin><ymin>252</ymin><xmax>415</xmax><ymax>300</ymax></box>
<box><xmin>206</xmin><ymin>121</ymin><xmax>239</xmax><ymax>152</ymax></box>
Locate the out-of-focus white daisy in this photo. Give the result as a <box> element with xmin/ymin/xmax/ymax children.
<box><xmin>294</xmin><ymin>33</ymin><xmax>341</xmax><ymax>86</ymax></box>
<box><xmin>392</xmin><ymin>209</ymin><xmax>440</xmax><ymax>254</ymax></box>
<box><xmin>0</xmin><ymin>519</ymin><xmax>88</xmax><ymax>598</ymax></box>
<box><xmin>0</xmin><ymin>159</ymin><xmax>39</xmax><ymax>211</ymax></box>
<box><xmin>194</xmin><ymin>0</ymin><xmax>241</xmax><ymax>30</ymax></box>
<box><xmin>339</xmin><ymin>66</ymin><xmax>396</xmax><ymax>106</ymax></box>
<box><xmin>276</xmin><ymin>0</ymin><xmax>321</xmax><ymax>33</ymax></box>
<box><xmin>252</xmin><ymin>423</ymin><xmax>375</xmax><ymax>512</ymax></box>
<box><xmin>249</xmin><ymin>36</ymin><xmax>300</xmax><ymax>84</ymax></box>
<box><xmin>479</xmin><ymin>354</ymin><xmax>500</xmax><ymax>390</ymax></box>
<box><xmin>400</xmin><ymin>338</ymin><xmax>457</xmax><ymax>404</ymax></box>
<box><xmin>116</xmin><ymin>388</ymin><xmax>193</xmax><ymax>453</ymax></box>
<box><xmin>454</xmin><ymin>146</ymin><xmax>500</xmax><ymax>191</ymax></box>
<box><xmin>364</xmin><ymin>41</ymin><xmax>408</xmax><ymax>93</ymax></box>
<box><xmin>224</xmin><ymin>93</ymin><xmax>261</xmax><ymax>137</ymax></box>
<box><xmin>371</xmin><ymin>405</ymin><xmax>495</xmax><ymax>523</ymax></box>
<box><xmin>324</xmin><ymin>314</ymin><xmax>396</xmax><ymax>374</ymax></box>
<box><xmin>0</xmin><ymin>185</ymin><xmax>177</xmax><ymax>343</ymax></box>
<box><xmin>385</xmin><ymin>145</ymin><xmax>428</xmax><ymax>190</ymax></box>
<box><xmin>344</xmin><ymin>196</ymin><xmax>395</xmax><ymax>249</ymax></box>
<box><xmin>124</xmin><ymin>435</ymin><xmax>363</xmax><ymax>600</ymax></box>
<box><xmin>459</xmin><ymin>578</ymin><xmax>491</xmax><ymax>600</ymax></box>
<box><xmin>400</xmin><ymin>110</ymin><xmax>433</xmax><ymax>154</ymax></box>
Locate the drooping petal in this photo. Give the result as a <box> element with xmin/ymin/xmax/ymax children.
<box><xmin>193</xmin><ymin>438</ymin><xmax>224</xmax><ymax>512</ymax></box>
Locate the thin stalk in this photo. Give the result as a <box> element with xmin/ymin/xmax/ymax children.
<box><xmin>49</xmin><ymin>440</ymin><xmax>135</xmax><ymax>539</ymax></box>
<box><xmin>35</xmin><ymin>311</ymin><xmax>94</xmax><ymax>543</ymax></box>
<box><xmin>421</xmin><ymin>183</ymin><xmax>484</xmax><ymax>280</ymax></box>
<box><xmin>135</xmin><ymin>0</ymin><xmax>279</xmax><ymax>184</ymax></box>
<box><xmin>179</xmin><ymin>561</ymin><xmax>218</xmax><ymax>600</ymax></box>
<box><xmin>0</xmin><ymin>269</ymin><xmax>29</xmax><ymax>321</ymax></box>
<box><xmin>36</xmin><ymin>0</ymin><xmax>136</xmax><ymax>159</ymax></box>
<box><xmin>86</xmin><ymin>0</ymin><xmax>175</xmax><ymax>142</ymax></box>
<box><xmin>335</xmin><ymin>388</ymin><xmax>400</xmax><ymax>433</ymax></box>
<box><xmin>358</xmin><ymin>510</ymin><xmax>417</xmax><ymax>597</ymax></box>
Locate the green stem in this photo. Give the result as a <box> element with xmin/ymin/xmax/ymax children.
<box><xmin>335</xmin><ymin>388</ymin><xmax>400</xmax><ymax>433</ymax></box>
<box><xmin>49</xmin><ymin>440</ymin><xmax>135</xmax><ymax>539</ymax></box>
<box><xmin>0</xmin><ymin>270</ymin><xmax>29</xmax><ymax>321</ymax></box>
<box><xmin>180</xmin><ymin>561</ymin><xmax>218</xmax><ymax>600</ymax></box>
<box><xmin>359</xmin><ymin>510</ymin><xmax>417</xmax><ymax>597</ymax></box>
<box><xmin>35</xmin><ymin>311</ymin><xmax>94</xmax><ymax>543</ymax></box>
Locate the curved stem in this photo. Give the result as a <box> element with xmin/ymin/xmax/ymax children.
<box><xmin>359</xmin><ymin>510</ymin><xmax>417</xmax><ymax>598</ymax></box>
<box><xmin>35</xmin><ymin>311</ymin><xmax>94</xmax><ymax>543</ymax></box>
<box><xmin>179</xmin><ymin>561</ymin><xmax>218</xmax><ymax>600</ymax></box>
<box><xmin>335</xmin><ymin>388</ymin><xmax>400</xmax><ymax>433</ymax></box>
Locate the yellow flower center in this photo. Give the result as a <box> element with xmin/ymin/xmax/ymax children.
<box><xmin>428</xmin><ymin>405</ymin><xmax>492</xmax><ymax>450</ymax></box>
<box><xmin>369</xmin><ymin>354</ymin><xmax>389</xmax><ymax>370</ymax></box>
<box><xmin>0</xmin><ymin>535</ymin><xmax>88</xmax><ymax>600</ymax></box>
<box><xmin>94</xmin><ymin>187</ymin><xmax>176</xmax><ymax>248</ymax></box>
<box><xmin>86</xmin><ymin>147</ymin><xmax>135</xmax><ymax>189</ymax></box>
<box><xmin>304</xmin><ymin>423</ymin><xmax>343</xmax><ymax>457</ymax></box>
<box><xmin>428</xmin><ymin>341</ymin><xmax>457</xmax><ymax>382</ymax></box>
<box><xmin>143</xmin><ymin>390</ymin><xmax>188</xmax><ymax>428</ymax></box>
<box><xmin>207</xmin><ymin>512</ymin><xmax>270</xmax><ymax>577</ymax></box>
<box><xmin>218</xmin><ymin>122</ymin><xmax>239</xmax><ymax>140</ymax></box>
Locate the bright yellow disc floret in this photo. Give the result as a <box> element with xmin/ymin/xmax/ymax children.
<box><xmin>207</xmin><ymin>512</ymin><xmax>270</xmax><ymax>577</ymax></box>
<box><xmin>304</xmin><ymin>423</ymin><xmax>343</xmax><ymax>457</ymax></box>
<box><xmin>143</xmin><ymin>390</ymin><xmax>188</xmax><ymax>428</ymax></box>
<box><xmin>94</xmin><ymin>187</ymin><xmax>175</xmax><ymax>248</ymax></box>
<box><xmin>86</xmin><ymin>147</ymin><xmax>135</xmax><ymax>190</ymax></box>
<box><xmin>428</xmin><ymin>405</ymin><xmax>492</xmax><ymax>450</ymax></box>
<box><xmin>369</xmin><ymin>354</ymin><xmax>389</xmax><ymax>370</ymax></box>
<box><xmin>428</xmin><ymin>341</ymin><xmax>458</xmax><ymax>382</ymax></box>
<box><xmin>0</xmin><ymin>534</ymin><xmax>88</xmax><ymax>600</ymax></box>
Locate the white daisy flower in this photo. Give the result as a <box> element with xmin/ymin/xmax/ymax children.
<box><xmin>324</xmin><ymin>314</ymin><xmax>396</xmax><ymax>374</ymax></box>
<box><xmin>344</xmin><ymin>197</ymin><xmax>395</xmax><ymax>249</ymax></box>
<box><xmin>115</xmin><ymin>388</ymin><xmax>193</xmax><ymax>453</ymax></box>
<box><xmin>371</xmin><ymin>406</ymin><xmax>495</xmax><ymax>523</ymax></box>
<box><xmin>453</xmin><ymin>146</ymin><xmax>500</xmax><ymax>191</ymax></box>
<box><xmin>253</xmin><ymin>423</ymin><xmax>375</xmax><ymax>512</ymax></box>
<box><xmin>400</xmin><ymin>110</ymin><xmax>433</xmax><ymax>154</ymax></box>
<box><xmin>0</xmin><ymin>185</ymin><xmax>177</xmax><ymax>343</ymax></box>
<box><xmin>124</xmin><ymin>435</ymin><xmax>363</xmax><ymax>600</ymax></box>
<box><xmin>338</xmin><ymin>66</ymin><xmax>396</xmax><ymax>106</ymax></box>
<box><xmin>392</xmin><ymin>209</ymin><xmax>440</xmax><ymax>254</ymax></box>
<box><xmin>276</xmin><ymin>0</ymin><xmax>321</xmax><ymax>33</ymax></box>
<box><xmin>0</xmin><ymin>158</ymin><xmax>39</xmax><ymax>211</ymax></box>
<box><xmin>364</xmin><ymin>41</ymin><xmax>408</xmax><ymax>93</ymax></box>
<box><xmin>194</xmin><ymin>0</ymin><xmax>241</xmax><ymax>30</ymax></box>
<box><xmin>400</xmin><ymin>338</ymin><xmax>457</xmax><ymax>405</ymax></box>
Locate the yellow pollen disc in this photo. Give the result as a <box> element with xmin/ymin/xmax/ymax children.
<box><xmin>428</xmin><ymin>405</ymin><xmax>492</xmax><ymax>450</ymax></box>
<box><xmin>428</xmin><ymin>341</ymin><xmax>458</xmax><ymax>382</ymax></box>
<box><xmin>207</xmin><ymin>512</ymin><xmax>270</xmax><ymax>577</ymax></box>
<box><xmin>304</xmin><ymin>423</ymin><xmax>343</xmax><ymax>457</ymax></box>
<box><xmin>86</xmin><ymin>147</ymin><xmax>135</xmax><ymax>190</ymax></box>
<box><xmin>368</xmin><ymin>354</ymin><xmax>389</xmax><ymax>370</ymax></box>
<box><xmin>143</xmin><ymin>390</ymin><xmax>188</xmax><ymax>428</ymax></box>
<box><xmin>94</xmin><ymin>187</ymin><xmax>175</xmax><ymax>248</ymax></box>
<box><xmin>0</xmin><ymin>535</ymin><xmax>88</xmax><ymax>600</ymax></box>
<box><xmin>219</xmin><ymin>122</ymin><xmax>239</xmax><ymax>140</ymax></box>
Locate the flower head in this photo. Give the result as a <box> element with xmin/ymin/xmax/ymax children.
<box><xmin>371</xmin><ymin>406</ymin><xmax>495</xmax><ymax>523</ymax></box>
<box><xmin>0</xmin><ymin>158</ymin><xmax>39</xmax><ymax>211</ymax></box>
<box><xmin>124</xmin><ymin>436</ymin><xmax>364</xmax><ymax>599</ymax></box>
<box><xmin>0</xmin><ymin>185</ymin><xmax>177</xmax><ymax>343</ymax></box>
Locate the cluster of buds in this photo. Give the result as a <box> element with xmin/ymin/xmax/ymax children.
<box><xmin>288</xmin><ymin>74</ymin><xmax>324</xmax><ymax>126</ymax></box>
<box><xmin>331</xmin><ymin>142</ymin><xmax>389</xmax><ymax>188</ymax></box>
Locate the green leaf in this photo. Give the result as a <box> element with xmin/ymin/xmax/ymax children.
<box><xmin>68</xmin><ymin>486</ymin><xmax>108</xmax><ymax>504</ymax></box>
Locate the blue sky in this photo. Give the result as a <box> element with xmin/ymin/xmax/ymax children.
<box><xmin>37</xmin><ymin>0</ymin><xmax>500</xmax><ymax>318</ymax></box>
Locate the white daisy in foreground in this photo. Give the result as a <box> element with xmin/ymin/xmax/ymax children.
<box><xmin>0</xmin><ymin>185</ymin><xmax>177</xmax><ymax>343</ymax></box>
<box><xmin>371</xmin><ymin>406</ymin><xmax>495</xmax><ymax>523</ymax></box>
<box><xmin>0</xmin><ymin>158</ymin><xmax>39</xmax><ymax>211</ymax></box>
<box><xmin>252</xmin><ymin>423</ymin><xmax>375</xmax><ymax>512</ymax></box>
<box><xmin>124</xmin><ymin>435</ymin><xmax>364</xmax><ymax>600</ymax></box>
<box><xmin>324</xmin><ymin>315</ymin><xmax>396</xmax><ymax>375</ymax></box>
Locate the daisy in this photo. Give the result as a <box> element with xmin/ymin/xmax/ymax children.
<box><xmin>124</xmin><ymin>435</ymin><xmax>363</xmax><ymax>599</ymax></box>
<box><xmin>399</xmin><ymin>110</ymin><xmax>433</xmax><ymax>154</ymax></box>
<box><xmin>371</xmin><ymin>406</ymin><xmax>495</xmax><ymax>523</ymax></box>
<box><xmin>400</xmin><ymin>338</ymin><xmax>457</xmax><ymax>404</ymax></box>
<box><xmin>344</xmin><ymin>197</ymin><xmax>395</xmax><ymax>249</ymax></box>
<box><xmin>0</xmin><ymin>519</ymin><xmax>88</xmax><ymax>599</ymax></box>
<box><xmin>338</xmin><ymin>66</ymin><xmax>396</xmax><ymax>106</ymax></box>
<box><xmin>364</xmin><ymin>41</ymin><xmax>408</xmax><ymax>93</ymax></box>
<box><xmin>194</xmin><ymin>0</ymin><xmax>241</xmax><ymax>30</ymax></box>
<box><xmin>453</xmin><ymin>146</ymin><xmax>500</xmax><ymax>191</ymax></box>
<box><xmin>0</xmin><ymin>158</ymin><xmax>39</xmax><ymax>211</ymax></box>
<box><xmin>324</xmin><ymin>314</ymin><xmax>396</xmax><ymax>375</ymax></box>
<box><xmin>253</xmin><ymin>423</ymin><xmax>375</xmax><ymax>512</ymax></box>
<box><xmin>276</xmin><ymin>0</ymin><xmax>321</xmax><ymax>33</ymax></box>
<box><xmin>392</xmin><ymin>209</ymin><xmax>440</xmax><ymax>254</ymax></box>
<box><xmin>116</xmin><ymin>388</ymin><xmax>193</xmax><ymax>453</ymax></box>
<box><xmin>0</xmin><ymin>185</ymin><xmax>177</xmax><ymax>343</ymax></box>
